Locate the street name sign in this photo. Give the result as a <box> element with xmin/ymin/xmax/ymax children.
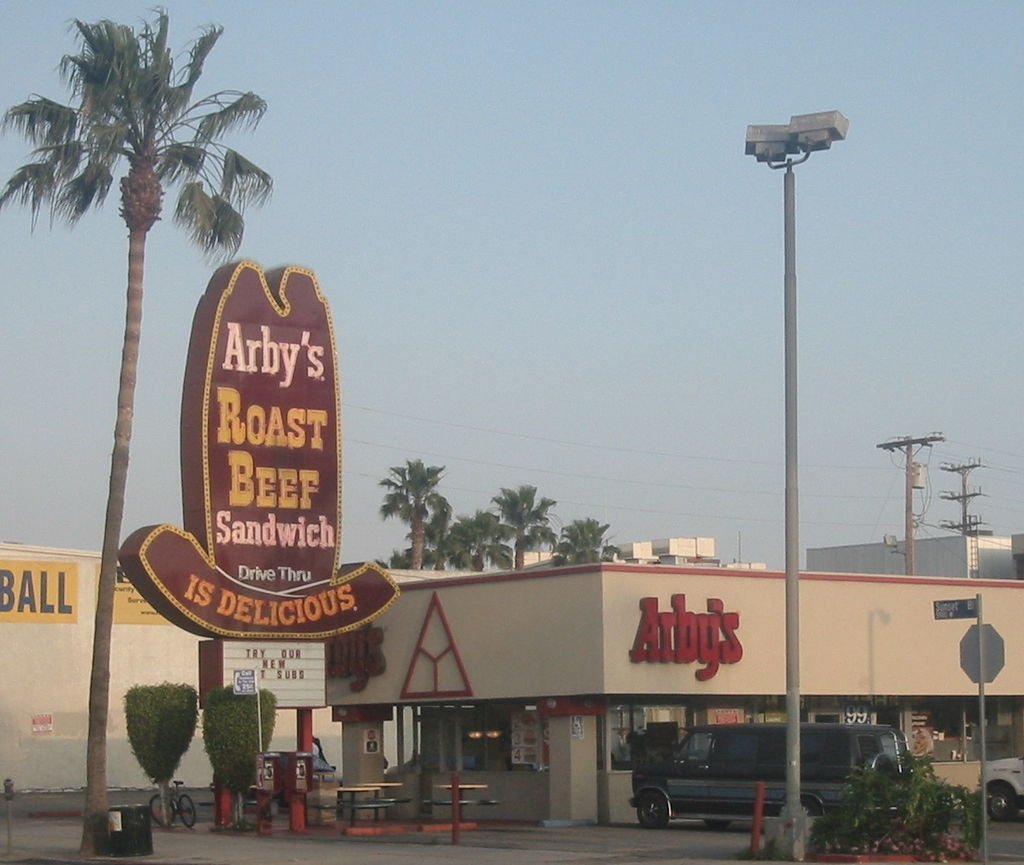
<box><xmin>932</xmin><ymin>598</ymin><xmax>977</xmax><ymax>620</ymax></box>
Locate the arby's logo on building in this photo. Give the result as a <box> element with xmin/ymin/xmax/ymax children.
<box><xmin>629</xmin><ymin>594</ymin><xmax>742</xmax><ymax>681</ymax></box>
<box><xmin>119</xmin><ymin>262</ymin><xmax>398</xmax><ymax>638</ymax></box>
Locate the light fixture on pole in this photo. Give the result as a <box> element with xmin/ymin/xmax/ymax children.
<box><xmin>745</xmin><ymin>110</ymin><xmax>848</xmax><ymax>860</ymax></box>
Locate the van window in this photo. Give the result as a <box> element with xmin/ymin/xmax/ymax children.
<box><xmin>713</xmin><ymin>731</ymin><xmax>761</xmax><ymax>777</ymax></box>
<box><xmin>857</xmin><ymin>734</ymin><xmax>881</xmax><ymax>765</ymax></box>
<box><xmin>678</xmin><ymin>731</ymin><xmax>712</xmax><ymax>763</ymax></box>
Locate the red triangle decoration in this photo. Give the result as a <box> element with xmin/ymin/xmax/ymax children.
<box><xmin>400</xmin><ymin>592</ymin><xmax>473</xmax><ymax>698</ymax></box>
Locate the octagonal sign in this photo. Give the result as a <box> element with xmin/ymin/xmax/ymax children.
<box><xmin>959</xmin><ymin>624</ymin><xmax>1005</xmax><ymax>684</ymax></box>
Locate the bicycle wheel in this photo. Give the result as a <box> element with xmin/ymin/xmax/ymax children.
<box><xmin>148</xmin><ymin>793</ymin><xmax>166</xmax><ymax>827</ymax></box>
<box><xmin>177</xmin><ymin>793</ymin><xmax>197</xmax><ymax>828</ymax></box>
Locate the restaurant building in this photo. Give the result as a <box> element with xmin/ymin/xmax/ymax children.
<box><xmin>4</xmin><ymin>540</ymin><xmax>1022</xmax><ymax>825</ymax></box>
<box><xmin>329</xmin><ymin>561</ymin><xmax>1023</xmax><ymax>824</ymax></box>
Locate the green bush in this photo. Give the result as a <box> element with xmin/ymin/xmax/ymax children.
<box><xmin>124</xmin><ymin>683</ymin><xmax>198</xmax><ymax>783</ymax></box>
<box><xmin>202</xmin><ymin>686</ymin><xmax>276</xmax><ymax>794</ymax></box>
<box><xmin>809</xmin><ymin>756</ymin><xmax>980</xmax><ymax>861</ymax></box>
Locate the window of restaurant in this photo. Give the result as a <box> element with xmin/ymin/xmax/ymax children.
<box><xmin>909</xmin><ymin>696</ymin><xmax>1020</xmax><ymax>761</ymax></box>
<box><xmin>416</xmin><ymin>703</ymin><xmax>550</xmax><ymax>772</ymax></box>
<box><xmin>605</xmin><ymin>702</ymin><xmax>689</xmax><ymax>770</ymax></box>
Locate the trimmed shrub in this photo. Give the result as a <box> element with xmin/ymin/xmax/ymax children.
<box><xmin>810</xmin><ymin>755</ymin><xmax>980</xmax><ymax>861</ymax></box>
<box><xmin>124</xmin><ymin>682</ymin><xmax>198</xmax><ymax>783</ymax></box>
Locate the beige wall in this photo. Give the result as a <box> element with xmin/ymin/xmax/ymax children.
<box><xmin>335</xmin><ymin>564</ymin><xmax>1024</xmax><ymax>708</ymax></box>
<box><xmin>10</xmin><ymin>544</ymin><xmax>1020</xmax><ymax>793</ymax></box>
<box><xmin>1</xmin><ymin>544</ymin><xmax>336</xmax><ymax>791</ymax></box>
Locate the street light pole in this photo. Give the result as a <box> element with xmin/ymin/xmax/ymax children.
<box><xmin>782</xmin><ymin>156</ymin><xmax>803</xmax><ymax>855</ymax></box>
<box><xmin>746</xmin><ymin>111</ymin><xmax>848</xmax><ymax>861</ymax></box>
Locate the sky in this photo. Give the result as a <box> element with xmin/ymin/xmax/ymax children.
<box><xmin>2</xmin><ymin>1</ymin><xmax>1023</xmax><ymax>572</ymax></box>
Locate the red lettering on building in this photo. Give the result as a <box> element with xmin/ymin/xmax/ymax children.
<box><xmin>326</xmin><ymin>625</ymin><xmax>385</xmax><ymax>692</ymax></box>
<box><xmin>629</xmin><ymin>594</ymin><xmax>742</xmax><ymax>680</ymax></box>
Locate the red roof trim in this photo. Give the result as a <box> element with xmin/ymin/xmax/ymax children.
<box><xmin>397</xmin><ymin>563</ymin><xmax>1024</xmax><ymax>591</ymax></box>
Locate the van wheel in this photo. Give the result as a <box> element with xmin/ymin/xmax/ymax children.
<box><xmin>987</xmin><ymin>782</ymin><xmax>1018</xmax><ymax>821</ymax></box>
<box><xmin>801</xmin><ymin>798</ymin><xmax>825</xmax><ymax>817</ymax></box>
<box><xmin>636</xmin><ymin>792</ymin><xmax>670</xmax><ymax>829</ymax></box>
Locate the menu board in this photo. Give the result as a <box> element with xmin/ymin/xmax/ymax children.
<box><xmin>510</xmin><ymin>710</ymin><xmax>548</xmax><ymax>768</ymax></box>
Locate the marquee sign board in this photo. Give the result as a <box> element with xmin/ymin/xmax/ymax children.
<box><xmin>120</xmin><ymin>261</ymin><xmax>399</xmax><ymax>638</ymax></box>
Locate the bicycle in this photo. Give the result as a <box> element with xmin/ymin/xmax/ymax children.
<box><xmin>149</xmin><ymin>780</ymin><xmax>196</xmax><ymax>828</ymax></box>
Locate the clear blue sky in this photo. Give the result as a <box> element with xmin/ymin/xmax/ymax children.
<box><xmin>3</xmin><ymin>1</ymin><xmax>1023</xmax><ymax>570</ymax></box>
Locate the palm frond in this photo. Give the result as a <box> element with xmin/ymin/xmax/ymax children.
<box><xmin>193</xmin><ymin>92</ymin><xmax>267</xmax><ymax>142</ymax></box>
<box><xmin>173</xmin><ymin>181</ymin><xmax>243</xmax><ymax>256</ymax></box>
<box><xmin>0</xmin><ymin>161</ymin><xmax>57</xmax><ymax>219</ymax></box>
<box><xmin>55</xmin><ymin>160</ymin><xmax>114</xmax><ymax>223</ymax></box>
<box><xmin>3</xmin><ymin>98</ymin><xmax>78</xmax><ymax>148</ymax></box>
<box><xmin>178</xmin><ymin>25</ymin><xmax>223</xmax><ymax>98</ymax></box>
<box><xmin>219</xmin><ymin>148</ymin><xmax>272</xmax><ymax>206</ymax></box>
<box><xmin>157</xmin><ymin>141</ymin><xmax>206</xmax><ymax>185</ymax></box>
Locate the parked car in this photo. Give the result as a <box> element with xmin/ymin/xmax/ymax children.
<box><xmin>987</xmin><ymin>756</ymin><xmax>1024</xmax><ymax>821</ymax></box>
<box><xmin>630</xmin><ymin>722</ymin><xmax>906</xmax><ymax>829</ymax></box>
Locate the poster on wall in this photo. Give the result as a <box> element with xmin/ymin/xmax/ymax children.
<box><xmin>0</xmin><ymin>561</ymin><xmax>77</xmax><ymax>623</ymax></box>
<box><xmin>31</xmin><ymin>713</ymin><xmax>54</xmax><ymax>735</ymax></box>
<box><xmin>119</xmin><ymin>262</ymin><xmax>399</xmax><ymax>639</ymax></box>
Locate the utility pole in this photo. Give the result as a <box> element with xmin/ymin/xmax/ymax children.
<box><xmin>940</xmin><ymin>460</ymin><xmax>984</xmax><ymax>535</ymax></box>
<box><xmin>941</xmin><ymin>460</ymin><xmax>984</xmax><ymax>578</ymax></box>
<box><xmin>876</xmin><ymin>432</ymin><xmax>946</xmax><ymax>575</ymax></box>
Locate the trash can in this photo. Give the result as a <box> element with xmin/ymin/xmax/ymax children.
<box><xmin>108</xmin><ymin>804</ymin><xmax>153</xmax><ymax>856</ymax></box>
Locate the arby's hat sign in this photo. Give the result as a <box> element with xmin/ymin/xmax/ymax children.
<box><xmin>120</xmin><ymin>261</ymin><xmax>398</xmax><ymax>638</ymax></box>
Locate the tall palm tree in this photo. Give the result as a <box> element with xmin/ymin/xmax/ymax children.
<box><xmin>553</xmin><ymin>517</ymin><xmax>617</xmax><ymax>565</ymax></box>
<box><xmin>379</xmin><ymin>459</ymin><xmax>446</xmax><ymax>569</ymax></box>
<box><xmin>492</xmin><ymin>485</ymin><xmax>558</xmax><ymax>570</ymax></box>
<box><xmin>448</xmin><ymin>510</ymin><xmax>513</xmax><ymax>571</ymax></box>
<box><xmin>423</xmin><ymin>499</ymin><xmax>454</xmax><ymax>570</ymax></box>
<box><xmin>0</xmin><ymin>13</ymin><xmax>271</xmax><ymax>854</ymax></box>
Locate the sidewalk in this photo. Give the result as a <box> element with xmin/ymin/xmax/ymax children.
<box><xmin>1</xmin><ymin>790</ymin><xmax>750</xmax><ymax>865</ymax></box>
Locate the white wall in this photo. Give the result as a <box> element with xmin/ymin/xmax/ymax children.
<box><xmin>1</xmin><ymin>544</ymin><xmax>336</xmax><ymax>791</ymax></box>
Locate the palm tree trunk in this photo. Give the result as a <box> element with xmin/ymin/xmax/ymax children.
<box><xmin>411</xmin><ymin>518</ymin><xmax>425</xmax><ymax>570</ymax></box>
<box><xmin>80</xmin><ymin>226</ymin><xmax>147</xmax><ymax>855</ymax></box>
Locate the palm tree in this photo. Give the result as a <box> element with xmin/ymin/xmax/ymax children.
<box><xmin>0</xmin><ymin>13</ymin><xmax>271</xmax><ymax>855</ymax></box>
<box><xmin>492</xmin><ymin>485</ymin><xmax>558</xmax><ymax>570</ymax></box>
<box><xmin>553</xmin><ymin>517</ymin><xmax>617</xmax><ymax>565</ymax></box>
<box><xmin>383</xmin><ymin>549</ymin><xmax>412</xmax><ymax>570</ymax></box>
<box><xmin>379</xmin><ymin>459</ymin><xmax>447</xmax><ymax>569</ymax></box>
<box><xmin>448</xmin><ymin>510</ymin><xmax>513</xmax><ymax>571</ymax></box>
<box><xmin>423</xmin><ymin>499</ymin><xmax>454</xmax><ymax>570</ymax></box>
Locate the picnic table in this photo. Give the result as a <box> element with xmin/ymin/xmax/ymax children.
<box><xmin>426</xmin><ymin>777</ymin><xmax>499</xmax><ymax>844</ymax></box>
<box><xmin>335</xmin><ymin>782</ymin><xmax>408</xmax><ymax>826</ymax></box>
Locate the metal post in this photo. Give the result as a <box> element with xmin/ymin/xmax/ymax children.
<box><xmin>905</xmin><ymin>442</ymin><xmax>915</xmax><ymax>575</ymax></box>
<box><xmin>748</xmin><ymin>112</ymin><xmax>849</xmax><ymax>858</ymax></box>
<box><xmin>256</xmin><ymin>687</ymin><xmax>264</xmax><ymax>753</ymax></box>
<box><xmin>781</xmin><ymin>161</ymin><xmax>805</xmax><ymax>859</ymax></box>
<box><xmin>451</xmin><ymin>772</ymin><xmax>461</xmax><ymax>846</ymax></box>
<box><xmin>977</xmin><ymin>593</ymin><xmax>989</xmax><ymax>865</ymax></box>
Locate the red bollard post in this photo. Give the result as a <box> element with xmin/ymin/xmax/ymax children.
<box><xmin>750</xmin><ymin>781</ymin><xmax>766</xmax><ymax>855</ymax></box>
<box><xmin>451</xmin><ymin>772</ymin><xmax>461</xmax><ymax>846</ymax></box>
<box><xmin>289</xmin><ymin>793</ymin><xmax>307</xmax><ymax>833</ymax></box>
<box><xmin>213</xmin><ymin>779</ymin><xmax>232</xmax><ymax>828</ymax></box>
